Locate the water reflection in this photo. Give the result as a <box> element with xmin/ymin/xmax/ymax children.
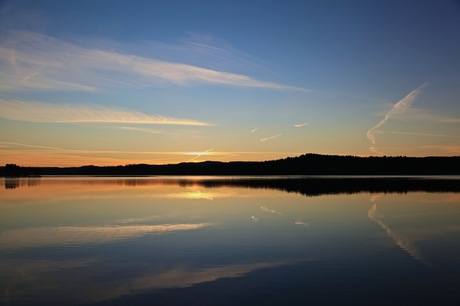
<box><xmin>0</xmin><ymin>177</ymin><xmax>459</xmax><ymax>305</ymax></box>
<box><xmin>0</xmin><ymin>256</ymin><xmax>292</xmax><ymax>305</ymax></box>
<box><xmin>0</xmin><ymin>223</ymin><xmax>213</xmax><ymax>249</ymax></box>
<box><xmin>3</xmin><ymin>177</ymin><xmax>41</xmax><ymax>189</ymax></box>
<box><xmin>4</xmin><ymin>176</ymin><xmax>460</xmax><ymax>193</ymax></box>
<box><xmin>368</xmin><ymin>199</ymin><xmax>428</xmax><ymax>265</ymax></box>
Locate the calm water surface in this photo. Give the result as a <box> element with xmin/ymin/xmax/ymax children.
<box><xmin>1</xmin><ymin>177</ymin><xmax>459</xmax><ymax>305</ymax></box>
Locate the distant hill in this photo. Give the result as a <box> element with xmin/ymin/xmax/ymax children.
<box><xmin>2</xmin><ymin>154</ymin><xmax>460</xmax><ymax>176</ymax></box>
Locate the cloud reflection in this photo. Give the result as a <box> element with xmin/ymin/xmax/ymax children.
<box><xmin>118</xmin><ymin>262</ymin><xmax>288</xmax><ymax>292</ymax></box>
<box><xmin>0</xmin><ymin>223</ymin><xmax>212</xmax><ymax>249</ymax></box>
<box><xmin>368</xmin><ymin>203</ymin><xmax>428</xmax><ymax>265</ymax></box>
<box><xmin>294</xmin><ymin>220</ymin><xmax>309</xmax><ymax>227</ymax></box>
<box><xmin>260</xmin><ymin>206</ymin><xmax>283</xmax><ymax>216</ymax></box>
<box><xmin>0</xmin><ymin>259</ymin><xmax>291</xmax><ymax>305</ymax></box>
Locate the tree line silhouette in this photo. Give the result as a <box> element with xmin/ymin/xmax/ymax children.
<box><xmin>1</xmin><ymin>164</ymin><xmax>41</xmax><ymax>177</ymax></box>
<box><xmin>1</xmin><ymin>154</ymin><xmax>460</xmax><ymax>176</ymax></box>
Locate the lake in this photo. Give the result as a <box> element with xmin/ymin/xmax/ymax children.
<box><xmin>1</xmin><ymin>176</ymin><xmax>459</xmax><ymax>305</ymax></box>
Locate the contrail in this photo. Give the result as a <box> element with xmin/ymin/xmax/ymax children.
<box><xmin>366</xmin><ymin>83</ymin><xmax>427</xmax><ymax>147</ymax></box>
<box><xmin>188</xmin><ymin>149</ymin><xmax>213</xmax><ymax>162</ymax></box>
<box><xmin>260</xmin><ymin>133</ymin><xmax>282</xmax><ymax>142</ymax></box>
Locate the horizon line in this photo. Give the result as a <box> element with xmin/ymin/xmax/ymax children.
<box><xmin>2</xmin><ymin>152</ymin><xmax>459</xmax><ymax>169</ymax></box>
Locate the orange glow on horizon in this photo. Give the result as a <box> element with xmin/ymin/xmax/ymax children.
<box><xmin>1</xmin><ymin>142</ymin><xmax>460</xmax><ymax>167</ymax></box>
<box><xmin>0</xmin><ymin>149</ymin><xmax>308</xmax><ymax>167</ymax></box>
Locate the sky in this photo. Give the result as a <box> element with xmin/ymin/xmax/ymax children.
<box><xmin>1</xmin><ymin>0</ymin><xmax>460</xmax><ymax>166</ymax></box>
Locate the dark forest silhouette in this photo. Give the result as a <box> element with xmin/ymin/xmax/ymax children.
<box><xmin>1</xmin><ymin>163</ymin><xmax>41</xmax><ymax>177</ymax></box>
<box><xmin>1</xmin><ymin>154</ymin><xmax>460</xmax><ymax>177</ymax></box>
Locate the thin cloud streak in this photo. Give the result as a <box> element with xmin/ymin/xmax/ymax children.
<box><xmin>0</xmin><ymin>99</ymin><xmax>211</xmax><ymax>126</ymax></box>
<box><xmin>398</xmin><ymin>108</ymin><xmax>460</xmax><ymax>124</ymax></box>
<box><xmin>0</xmin><ymin>31</ymin><xmax>306</xmax><ymax>92</ymax></box>
<box><xmin>366</xmin><ymin>83</ymin><xmax>427</xmax><ymax>148</ymax></box>
<box><xmin>390</xmin><ymin>131</ymin><xmax>460</xmax><ymax>138</ymax></box>
<box><xmin>119</xmin><ymin>126</ymin><xmax>161</xmax><ymax>134</ymax></box>
<box><xmin>260</xmin><ymin>133</ymin><xmax>283</xmax><ymax>142</ymax></box>
<box><xmin>418</xmin><ymin>145</ymin><xmax>460</xmax><ymax>155</ymax></box>
<box><xmin>251</xmin><ymin>128</ymin><xmax>258</xmax><ymax>133</ymax></box>
<box><xmin>0</xmin><ymin>142</ymin><xmax>305</xmax><ymax>156</ymax></box>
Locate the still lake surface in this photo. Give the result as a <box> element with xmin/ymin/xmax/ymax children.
<box><xmin>1</xmin><ymin>176</ymin><xmax>459</xmax><ymax>305</ymax></box>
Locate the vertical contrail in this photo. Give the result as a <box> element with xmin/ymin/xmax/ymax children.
<box><xmin>366</xmin><ymin>83</ymin><xmax>428</xmax><ymax>151</ymax></box>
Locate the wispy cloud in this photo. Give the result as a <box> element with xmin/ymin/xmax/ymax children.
<box><xmin>0</xmin><ymin>31</ymin><xmax>306</xmax><ymax>92</ymax></box>
<box><xmin>293</xmin><ymin>122</ymin><xmax>309</xmax><ymax>128</ymax></box>
<box><xmin>118</xmin><ymin>126</ymin><xmax>162</xmax><ymax>134</ymax></box>
<box><xmin>366</xmin><ymin>83</ymin><xmax>427</xmax><ymax>150</ymax></box>
<box><xmin>260</xmin><ymin>133</ymin><xmax>282</xmax><ymax>142</ymax></box>
<box><xmin>251</xmin><ymin>128</ymin><xmax>258</xmax><ymax>133</ymax></box>
<box><xmin>143</xmin><ymin>32</ymin><xmax>267</xmax><ymax>75</ymax></box>
<box><xmin>294</xmin><ymin>220</ymin><xmax>309</xmax><ymax>227</ymax></box>
<box><xmin>0</xmin><ymin>99</ymin><xmax>211</xmax><ymax>126</ymax></box>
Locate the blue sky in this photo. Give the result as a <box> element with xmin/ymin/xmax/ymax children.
<box><xmin>1</xmin><ymin>0</ymin><xmax>459</xmax><ymax>166</ymax></box>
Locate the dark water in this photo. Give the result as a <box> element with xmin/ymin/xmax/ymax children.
<box><xmin>1</xmin><ymin>177</ymin><xmax>459</xmax><ymax>305</ymax></box>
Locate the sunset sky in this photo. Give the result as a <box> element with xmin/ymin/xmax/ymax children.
<box><xmin>1</xmin><ymin>0</ymin><xmax>460</xmax><ymax>166</ymax></box>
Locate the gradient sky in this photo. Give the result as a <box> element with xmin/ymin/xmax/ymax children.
<box><xmin>1</xmin><ymin>0</ymin><xmax>459</xmax><ymax>166</ymax></box>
